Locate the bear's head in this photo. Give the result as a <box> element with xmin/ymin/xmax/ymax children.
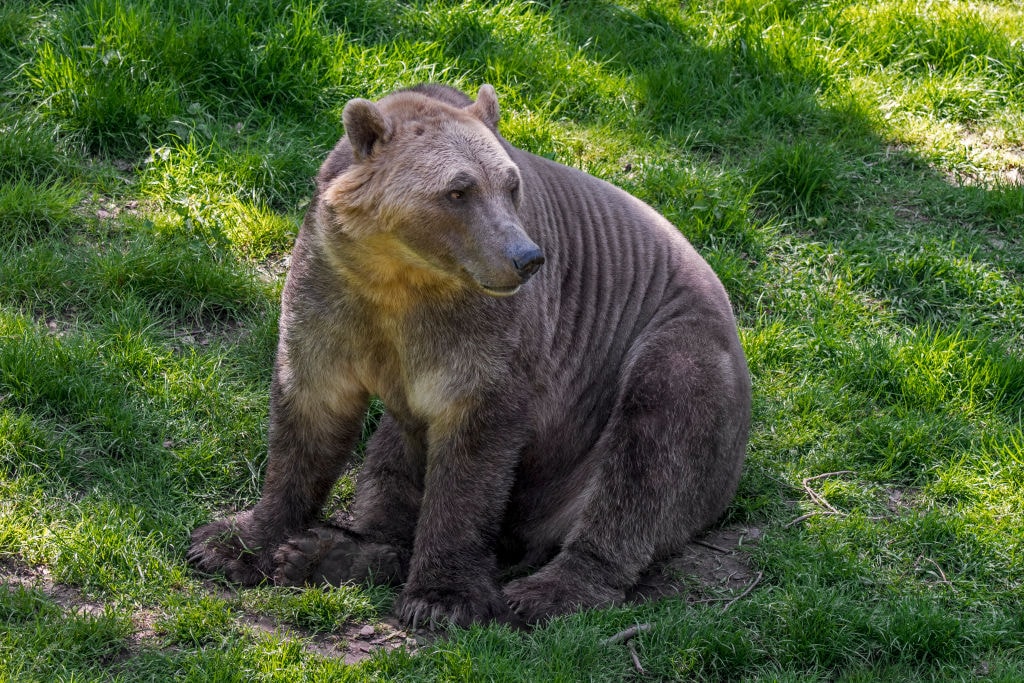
<box><xmin>320</xmin><ymin>85</ymin><xmax>544</xmax><ymax>298</ymax></box>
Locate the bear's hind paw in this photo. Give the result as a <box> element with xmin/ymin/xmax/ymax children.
<box><xmin>503</xmin><ymin>569</ymin><xmax>624</xmax><ymax>624</ymax></box>
<box><xmin>273</xmin><ymin>526</ymin><xmax>408</xmax><ymax>587</ymax></box>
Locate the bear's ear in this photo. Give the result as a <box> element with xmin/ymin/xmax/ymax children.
<box><xmin>468</xmin><ymin>84</ymin><xmax>500</xmax><ymax>129</ymax></box>
<box><xmin>343</xmin><ymin>98</ymin><xmax>393</xmax><ymax>160</ymax></box>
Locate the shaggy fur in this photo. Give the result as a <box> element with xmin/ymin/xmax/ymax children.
<box><xmin>189</xmin><ymin>84</ymin><xmax>751</xmax><ymax>627</ymax></box>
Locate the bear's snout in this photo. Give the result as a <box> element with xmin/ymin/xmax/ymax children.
<box><xmin>473</xmin><ymin>233</ymin><xmax>543</xmax><ymax>297</ymax></box>
<box><xmin>511</xmin><ymin>244</ymin><xmax>545</xmax><ymax>280</ymax></box>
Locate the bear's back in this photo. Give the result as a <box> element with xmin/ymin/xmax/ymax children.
<box><xmin>507</xmin><ymin>141</ymin><xmax>733</xmax><ymax>347</ymax></box>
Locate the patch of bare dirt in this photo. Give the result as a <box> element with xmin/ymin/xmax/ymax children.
<box><xmin>235</xmin><ymin>610</ymin><xmax>417</xmax><ymax>665</ymax></box>
<box><xmin>76</xmin><ymin>195</ymin><xmax>144</xmax><ymax>222</ymax></box>
<box><xmin>957</xmin><ymin>132</ymin><xmax>1024</xmax><ymax>187</ymax></box>
<box><xmin>893</xmin><ymin>204</ymin><xmax>931</xmax><ymax>225</ymax></box>
<box><xmin>194</xmin><ymin>577</ymin><xmax>419</xmax><ymax>664</ymax></box>
<box><xmin>29</xmin><ymin>307</ymin><xmax>81</xmax><ymax>338</ymax></box>
<box><xmin>1</xmin><ymin>556</ymin><xmax>162</xmax><ymax>659</ymax></box>
<box><xmin>2</xmin><ymin>556</ymin><xmax>108</xmax><ymax>618</ymax></box>
<box><xmin>2</xmin><ymin>527</ymin><xmax>763</xmax><ymax>669</ymax></box>
<box><xmin>0</xmin><ymin>557</ymin><xmax>415</xmax><ymax>665</ymax></box>
<box><xmin>166</xmin><ymin>319</ymin><xmax>250</xmax><ymax>353</ymax></box>
<box><xmin>885</xmin><ymin>487</ymin><xmax>921</xmax><ymax>515</ymax></box>
<box><xmin>629</xmin><ymin>525</ymin><xmax>762</xmax><ymax>604</ymax></box>
<box><xmin>336</xmin><ymin>618</ymin><xmax>418</xmax><ymax>664</ymax></box>
<box><xmin>256</xmin><ymin>255</ymin><xmax>291</xmax><ymax>284</ymax></box>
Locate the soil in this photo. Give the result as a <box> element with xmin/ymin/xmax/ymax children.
<box><xmin>0</xmin><ymin>524</ymin><xmax>761</xmax><ymax>666</ymax></box>
<box><xmin>629</xmin><ymin>525</ymin><xmax>763</xmax><ymax>604</ymax></box>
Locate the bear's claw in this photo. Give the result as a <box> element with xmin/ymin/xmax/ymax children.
<box><xmin>397</xmin><ymin>582</ymin><xmax>510</xmax><ymax>630</ymax></box>
<box><xmin>188</xmin><ymin>513</ymin><xmax>272</xmax><ymax>586</ymax></box>
<box><xmin>503</xmin><ymin>565</ymin><xmax>624</xmax><ymax>624</ymax></box>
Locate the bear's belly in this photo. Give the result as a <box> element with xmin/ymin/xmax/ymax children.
<box><xmin>500</xmin><ymin>436</ymin><xmax>600</xmax><ymax>563</ymax></box>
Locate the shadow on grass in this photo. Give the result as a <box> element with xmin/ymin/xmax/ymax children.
<box><xmin>1</xmin><ymin>0</ymin><xmax>1022</xmax><ymax>677</ymax></box>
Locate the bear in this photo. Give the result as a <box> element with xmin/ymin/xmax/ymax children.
<box><xmin>188</xmin><ymin>83</ymin><xmax>751</xmax><ymax>628</ymax></box>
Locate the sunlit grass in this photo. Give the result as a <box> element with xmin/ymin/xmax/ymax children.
<box><xmin>0</xmin><ymin>0</ymin><xmax>1022</xmax><ymax>679</ymax></box>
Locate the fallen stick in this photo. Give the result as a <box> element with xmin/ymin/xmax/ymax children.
<box><xmin>693</xmin><ymin>538</ymin><xmax>731</xmax><ymax>553</ymax></box>
<box><xmin>601</xmin><ymin>623</ymin><xmax>652</xmax><ymax>646</ymax></box>
<box><xmin>802</xmin><ymin>470</ymin><xmax>855</xmax><ymax>483</ymax></box>
<box><xmin>787</xmin><ymin>471</ymin><xmax>855</xmax><ymax>527</ymax></box>
<box><xmin>801</xmin><ymin>470</ymin><xmax>853</xmax><ymax>515</ymax></box>
<box><xmin>784</xmin><ymin>510</ymin><xmax>839</xmax><ymax>529</ymax></box>
<box><xmin>921</xmin><ymin>556</ymin><xmax>951</xmax><ymax>584</ymax></box>
<box><xmin>723</xmin><ymin>571</ymin><xmax>763</xmax><ymax>612</ymax></box>
<box><xmin>926</xmin><ymin>558</ymin><xmax>949</xmax><ymax>583</ymax></box>
<box><xmin>627</xmin><ymin>639</ymin><xmax>645</xmax><ymax>674</ymax></box>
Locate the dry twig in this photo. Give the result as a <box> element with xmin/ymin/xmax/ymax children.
<box><xmin>926</xmin><ymin>557</ymin><xmax>949</xmax><ymax>583</ymax></box>
<box><xmin>783</xmin><ymin>510</ymin><xmax>838</xmax><ymax>528</ymax></box>
<box><xmin>603</xmin><ymin>623</ymin><xmax>652</xmax><ymax>676</ymax></box>
<box><xmin>601</xmin><ymin>623</ymin><xmax>652</xmax><ymax>646</ymax></box>
<box><xmin>627</xmin><ymin>640</ymin><xmax>645</xmax><ymax>674</ymax></box>
<box><xmin>919</xmin><ymin>556</ymin><xmax>951</xmax><ymax>585</ymax></box>
<box><xmin>787</xmin><ymin>471</ymin><xmax>854</xmax><ymax>527</ymax></box>
<box><xmin>802</xmin><ymin>471</ymin><xmax>853</xmax><ymax>513</ymax></box>
<box><xmin>693</xmin><ymin>538</ymin><xmax>731</xmax><ymax>553</ymax></box>
<box><xmin>723</xmin><ymin>571</ymin><xmax>763</xmax><ymax>612</ymax></box>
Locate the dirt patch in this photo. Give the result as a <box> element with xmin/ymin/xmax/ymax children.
<box><xmin>76</xmin><ymin>194</ymin><xmax>145</xmax><ymax>223</ymax></box>
<box><xmin>893</xmin><ymin>204</ymin><xmax>931</xmax><ymax>225</ymax></box>
<box><xmin>2</xmin><ymin>557</ymin><xmax>109</xmax><ymax>619</ymax></box>
<box><xmin>256</xmin><ymin>255</ymin><xmax>291</xmax><ymax>284</ymax></box>
<box><xmin>29</xmin><ymin>307</ymin><xmax>81</xmax><ymax>338</ymax></box>
<box><xmin>335</xmin><ymin>618</ymin><xmax>418</xmax><ymax>665</ymax></box>
<box><xmin>885</xmin><ymin>487</ymin><xmax>921</xmax><ymax>515</ymax></box>
<box><xmin>0</xmin><ymin>556</ymin><xmax>162</xmax><ymax>658</ymax></box>
<box><xmin>166</xmin><ymin>319</ymin><xmax>250</xmax><ymax>353</ymax></box>
<box><xmin>235</xmin><ymin>610</ymin><xmax>417</xmax><ymax>665</ymax></box>
<box><xmin>0</xmin><ymin>557</ymin><xmax>414</xmax><ymax>665</ymax></box>
<box><xmin>192</xmin><ymin>576</ymin><xmax>417</xmax><ymax>664</ymax></box>
<box><xmin>958</xmin><ymin>132</ymin><xmax>1024</xmax><ymax>187</ymax></box>
<box><xmin>1</xmin><ymin>529</ymin><xmax>761</xmax><ymax>667</ymax></box>
<box><xmin>629</xmin><ymin>525</ymin><xmax>762</xmax><ymax>604</ymax></box>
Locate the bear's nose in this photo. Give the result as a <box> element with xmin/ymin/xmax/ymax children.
<box><xmin>513</xmin><ymin>247</ymin><xmax>545</xmax><ymax>279</ymax></box>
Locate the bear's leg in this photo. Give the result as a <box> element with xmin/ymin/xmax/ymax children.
<box><xmin>504</xmin><ymin>326</ymin><xmax>749</xmax><ymax>622</ymax></box>
<box><xmin>188</xmin><ymin>352</ymin><xmax>367</xmax><ymax>585</ymax></box>
<box><xmin>395</xmin><ymin>389</ymin><xmax>531</xmax><ymax>628</ymax></box>
<box><xmin>273</xmin><ymin>414</ymin><xmax>421</xmax><ymax>587</ymax></box>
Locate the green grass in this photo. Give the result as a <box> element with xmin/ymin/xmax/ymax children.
<box><xmin>1</xmin><ymin>0</ymin><xmax>1023</xmax><ymax>679</ymax></box>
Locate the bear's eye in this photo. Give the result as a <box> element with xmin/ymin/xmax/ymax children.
<box><xmin>448</xmin><ymin>189</ymin><xmax>465</xmax><ymax>202</ymax></box>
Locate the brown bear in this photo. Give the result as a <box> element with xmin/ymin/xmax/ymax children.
<box><xmin>188</xmin><ymin>83</ymin><xmax>751</xmax><ymax>627</ymax></box>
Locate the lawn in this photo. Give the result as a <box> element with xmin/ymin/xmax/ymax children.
<box><xmin>1</xmin><ymin>0</ymin><xmax>1022</xmax><ymax>680</ymax></box>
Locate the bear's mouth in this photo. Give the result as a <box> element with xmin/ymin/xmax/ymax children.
<box><xmin>480</xmin><ymin>283</ymin><xmax>522</xmax><ymax>297</ymax></box>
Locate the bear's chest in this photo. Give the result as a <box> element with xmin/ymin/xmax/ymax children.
<box><xmin>346</xmin><ymin>314</ymin><xmax>508</xmax><ymax>434</ymax></box>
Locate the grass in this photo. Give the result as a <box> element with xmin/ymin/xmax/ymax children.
<box><xmin>1</xmin><ymin>0</ymin><xmax>1022</xmax><ymax>679</ymax></box>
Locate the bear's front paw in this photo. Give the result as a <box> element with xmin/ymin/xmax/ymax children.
<box><xmin>188</xmin><ymin>512</ymin><xmax>272</xmax><ymax>586</ymax></box>
<box><xmin>397</xmin><ymin>580</ymin><xmax>509</xmax><ymax>629</ymax></box>
<box><xmin>503</xmin><ymin>566</ymin><xmax>624</xmax><ymax>624</ymax></box>
<box><xmin>273</xmin><ymin>526</ymin><xmax>408</xmax><ymax>587</ymax></box>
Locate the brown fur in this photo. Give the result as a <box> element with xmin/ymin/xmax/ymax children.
<box><xmin>189</xmin><ymin>84</ymin><xmax>751</xmax><ymax>627</ymax></box>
